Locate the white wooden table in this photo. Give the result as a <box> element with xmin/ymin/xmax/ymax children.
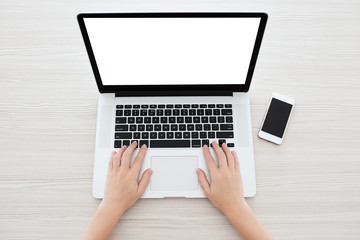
<box><xmin>1</xmin><ymin>0</ymin><xmax>359</xmax><ymax>239</ymax></box>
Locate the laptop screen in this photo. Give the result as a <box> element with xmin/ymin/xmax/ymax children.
<box><xmin>83</xmin><ymin>17</ymin><xmax>261</xmax><ymax>86</ymax></box>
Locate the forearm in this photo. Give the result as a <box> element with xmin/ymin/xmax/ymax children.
<box><xmin>81</xmin><ymin>202</ymin><xmax>123</xmax><ymax>240</ymax></box>
<box><xmin>224</xmin><ymin>203</ymin><xmax>274</xmax><ymax>240</ymax></box>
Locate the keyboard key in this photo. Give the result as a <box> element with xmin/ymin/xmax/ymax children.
<box><xmin>208</xmin><ymin>132</ymin><xmax>215</xmax><ymax>138</ymax></box>
<box><xmin>192</xmin><ymin>132</ymin><xmax>199</xmax><ymax>138</ymax></box>
<box><xmin>216</xmin><ymin>132</ymin><xmax>234</xmax><ymax>138</ymax></box>
<box><xmin>193</xmin><ymin>117</ymin><xmax>200</xmax><ymax>123</ymax></box>
<box><xmin>158</xmin><ymin>132</ymin><xmax>165</xmax><ymax>139</ymax></box>
<box><xmin>175</xmin><ymin>104</ymin><xmax>182</xmax><ymax>108</ymax></box>
<box><xmin>130</xmin><ymin>125</ymin><xmax>136</xmax><ymax>131</ymax></box>
<box><xmin>189</xmin><ymin>109</ymin><xmax>196</xmax><ymax>115</ymax></box>
<box><xmin>158</xmin><ymin>104</ymin><xmax>165</xmax><ymax>108</ymax></box>
<box><xmin>140</xmin><ymin>110</ymin><xmax>147</xmax><ymax>116</ymax></box>
<box><xmin>200</xmin><ymin>132</ymin><xmax>207</xmax><ymax>138</ymax></box>
<box><xmin>152</xmin><ymin>117</ymin><xmax>159</xmax><ymax>123</ymax></box>
<box><xmin>216</xmin><ymin>104</ymin><xmax>224</xmax><ymax>108</ymax></box>
<box><xmin>173</xmin><ymin>109</ymin><xmax>180</xmax><ymax>116</ymax></box>
<box><xmin>138</xmin><ymin>125</ymin><xmax>145</xmax><ymax>131</ymax></box>
<box><xmin>171</xmin><ymin>124</ymin><xmax>178</xmax><ymax>131</ymax></box>
<box><xmin>115</xmin><ymin>125</ymin><xmax>128</xmax><ymax>131</ymax></box>
<box><xmin>169</xmin><ymin>117</ymin><xmax>176</xmax><ymax>123</ymax></box>
<box><xmin>115</xmin><ymin>132</ymin><xmax>132</xmax><ymax>139</ymax></box>
<box><xmin>183</xmin><ymin>132</ymin><xmax>190</xmax><ymax>138</ymax></box>
<box><xmin>149</xmin><ymin>110</ymin><xmax>156</xmax><ymax>116</ymax></box>
<box><xmin>226</xmin><ymin>116</ymin><xmax>233</xmax><ymax>123</ymax></box>
<box><xmin>151</xmin><ymin>140</ymin><xmax>190</xmax><ymax>148</ymax></box>
<box><xmin>179</xmin><ymin>124</ymin><xmax>186</xmax><ymax>131</ymax></box>
<box><xmin>128</xmin><ymin>117</ymin><xmax>135</xmax><ymax>124</ymax></box>
<box><xmin>141</xmin><ymin>104</ymin><xmax>148</xmax><ymax>108</ymax></box>
<box><xmin>218</xmin><ymin>116</ymin><xmax>225</xmax><ymax>123</ymax></box>
<box><xmin>161</xmin><ymin>117</ymin><xmax>167</xmax><ymax>123</ymax></box>
<box><xmin>116</xmin><ymin>117</ymin><xmax>126</xmax><ymax>124</ymax></box>
<box><xmin>146</xmin><ymin>125</ymin><xmax>153</xmax><ymax>131</ymax></box>
<box><xmin>212</xmin><ymin>124</ymin><xmax>219</xmax><ymax>131</ymax></box>
<box><xmin>124</xmin><ymin>110</ymin><xmax>131</xmax><ymax>116</ymax></box>
<box><xmin>208</xmin><ymin>104</ymin><xmax>215</xmax><ymax>108</ymax></box>
<box><xmin>201</xmin><ymin>117</ymin><xmax>208</xmax><ymax>123</ymax></box>
<box><xmin>116</xmin><ymin>105</ymin><xmax>124</xmax><ymax>109</ymax></box>
<box><xmin>144</xmin><ymin>117</ymin><xmax>151</xmax><ymax>123</ymax></box>
<box><xmin>205</xmin><ymin>109</ymin><xmax>212</xmax><ymax>116</ymax></box>
<box><xmin>166</xmin><ymin>104</ymin><xmax>174</xmax><ymax>108</ymax></box>
<box><xmin>218</xmin><ymin>139</ymin><xmax>226</xmax><ymax>146</ymax></box>
<box><xmin>131</xmin><ymin>140</ymin><xmax>138</xmax><ymax>147</ymax></box>
<box><xmin>227</xmin><ymin>143</ymin><xmax>235</xmax><ymax>147</ymax></box>
<box><xmin>125</xmin><ymin>105</ymin><xmax>132</xmax><ymax>109</ymax></box>
<box><xmin>156</xmin><ymin>110</ymin><xmax>164</xmax><ymax>116</ymax></box>
<box><xmin>204</xmin><ymin>124</ymin><xmax>210</xmax><ymax>131</ymax></box>
<box><xmin>213</xmin><ymin>109</ymin><xmax>220</xmax><ymax>115</ymax></box>
<box><xmin>209</xmin><ymin>117</ymin><xmax>216</xmax><ymax>123</ymax></box>
<box><xmin>133</xmin><ymin>132</ymin><xmax>141</xmax><ymax>139</ymax></box>
<box><xmin>139</xmin><ymin>140</ymin><xmax>149</xmax><ymax>147</ymax></box>
<box><xmin>197</xmin><ymin>109</ymin><xmax>204</xmax><ymax>115</ymax></box>
<box><xmin>154</xmin><ymin>124</ymin><xmax>161</xmax><ymax>131</ymax></box>
<box><xmin>185</xmin><ymin>117</ymin><xmax>192</xmax><ymax>123</ymax></box>
<box><xmin>175</xmin><ymin>132</ymin><xmax>182</xmax><ymax>139</ymax></box>
<box><xmin>192</xmin><ymin>140</ymin><xmax>201</xmax><ymax>147</ymax></box>
<box><xmin>187</xmin><ymin>124</ymin><xmax>194</xmax><ymax>131</ymax></box>
<box><xmin>142</xmin><ymin>132</ymin><xmax>149</xmax><ymax>139</ymax></box>
<box><xmin>165</xmin><ymin>109</ymin><xmax>172</xmax><ymax>116</ymax></box>
<box><xmin>177</xmin><ymin>117</ymin><xmax>184</xmax><ymax>123</ymax></box>
<box><xmin>196</xmin><ymin>124</ymin><xmax>202</xmax><ymax>131</ymax></box>
<box><xmin>167</xmin><ymin>132</ymin><xmax>174</xmax><ymax>139</ymax></box>
<box><xmin>183</xmin><ymin>104</ymin><xmax>190</xmax><ymax>108</ymax></box>
<box><xmin>191</xmin><ymin>104</ymin><xmax>199</xmax><ymax>108</ymax></box>
<box><xmin>136</xmin><ymin>117</ymin><xmax>143</xmax><ymax>123</ymax></box>
<box><xmin>150</xmin><ymin>104</ymin><xmax>157</xmax><ymax>108</ymax></box>
<box><xmin>200</xmin><ymin>104</ymin><xmax>207</xmax><ymax>108</ymax></box>
<box><xmin>123</xmin><ymin>140</ymin><xmax>130</xmax><ymax>146</ymax></box>
<box><xmin>220</xmin><ymin>124</ymin><xmax>233</xmax><ymax>130</ymax></box>
<box><xmin>114</xmin><ymin>140</ymin><xmax>121</xmax><ymax>148</ymax></box>
<box><xmin>162</xmin><ymin>124</ymin><xmax>169</xmax><ymax>131</ymax></box>
<box><xmin>221</xmin><ymin>109</ymin><xmax>233</xmax><ymax>115</ymax></box>
<box><xmin>202</xmin><ymin>139</ymin><xmax>209</xmax><ymax>147</ymax></box>
<box><xmin>116</xmin><ymin>110</ymin><xmax>123</xmax><ymax>116</ymax></box>
<box><xmin>181</xmin><ymin>109</ymin><xmax>188</xmax><ymax>116</ymax></box>
<box><xmin>150</xmin><ymin>132</ymin><xmax>157</xmax><ymax>139</ymax></box>
<box><xmin>225</xmin><ymin>104</ymin><xmax>232</xmax><ymax>108</ymax></box>
<box><xmin>133</xmin><ymin>105</ymin><xmax>140</xmax><ymax>109</ymax></box>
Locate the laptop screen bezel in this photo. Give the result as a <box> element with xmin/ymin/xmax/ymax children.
<box><xmin>77</xmin><ymin>12</ymin><xmax>267</xmax><ymax>94</ymax></box>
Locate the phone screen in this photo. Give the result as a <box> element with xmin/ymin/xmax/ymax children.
<box><xmin>261</xmin><ymin>98</ymin><xmax>293</xmax><ymax>138</ymax></box>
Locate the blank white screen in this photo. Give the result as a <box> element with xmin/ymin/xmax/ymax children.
<box><xmin>84</xmin><ymin>17</ymin><xmax>260</xmax><ymax>85</ymax></box>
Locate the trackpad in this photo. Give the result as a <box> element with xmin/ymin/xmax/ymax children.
<box><xmin>150</xmin><ymin>156</ymin><xmax>199</xmax><ymax>191</ymax></box>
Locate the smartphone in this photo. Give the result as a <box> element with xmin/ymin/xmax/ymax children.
<box><xmin>258</xmin><ymin>93</ymin><xmax>295</xmax><ymax>144</ymax></box>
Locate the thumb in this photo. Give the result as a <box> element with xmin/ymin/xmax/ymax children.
<box><xmin>137</xmin><ymin>168</ymin><xmax>152</xmax><ymax>196</ymax></box>
<box><xmin>196</xmin><ymin>168</ymin><xmax>210</xmax><ymax>197</ymax></box>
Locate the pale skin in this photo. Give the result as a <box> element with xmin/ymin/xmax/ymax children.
<box><xmin>82</xmin><ymin>141</ymin><xmax>273</xmax><ymax>240</ymax></box>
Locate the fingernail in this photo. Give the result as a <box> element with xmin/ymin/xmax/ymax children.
<box><xmin>222</xmin><ymin>143</ymin><xmax>227</xmax><ymax>147</ymax></box>
<box><xmin>142</xmin><ymin>144</ymin><xmax>147</xmax><ymax>149</ymax></box>
<box><xmin>203</xmin><ymin>145</ymin><xmax>208</xmax><ymax>149</ymax></box>
<box><xmin>196</xmin><ymin>168</ymin><xmax>200</xmax><ymax>174</ymax></box>
<box><xmin>148</xmin><ymin>169</ymin><xmax>153</xmax><ymax>175</ymax></box>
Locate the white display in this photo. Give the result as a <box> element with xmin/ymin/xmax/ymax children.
<box><xmin>84</xmin><ymin>17</ymin><xmax>261</xmax><ymax>85</ymax></box>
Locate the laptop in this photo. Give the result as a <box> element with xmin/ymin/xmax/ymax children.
<box><xmin>77</xmin><ymin>12</ymin><xmax>267</xmax><ymax>198</ymax></box>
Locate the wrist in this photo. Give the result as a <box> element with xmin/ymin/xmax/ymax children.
<box><xmin>98</xmin><ymin>201</ymin><xmax>125</xmax><ymax>221</ymax></box>
<box><xmin>223</xmin><ymin>199</ymin><xmax>250</xmax><ymax>220</ymax></box>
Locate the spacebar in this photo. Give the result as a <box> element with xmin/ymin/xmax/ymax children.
<box><xmin>150</xmin><ymin>140</ymin><xmax>190</xmax><ymax>148</ymax></box>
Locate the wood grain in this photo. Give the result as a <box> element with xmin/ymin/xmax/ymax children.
<box><xmin>0</xmin><ymin>0</ymin><xmax>359</xmax><ymax>239</ymax></box>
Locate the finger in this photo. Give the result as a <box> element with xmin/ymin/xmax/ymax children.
<box><xmin>137</xmin><ymin>168</ymin><xmax>153</xmax><ymax>196</ymax></box>
<box><xmin>211</xmin><ymin>141</ymin><xmax>227</xmax><ymax>168</ymax></box>
<box><xmin>108</xmin><ymin>151</ymin><xmax>116</xmax><ymax>172</ymax></box>
<box><xmin>196</xmin><ymin>168</ymin><xmax>210</xmax><ymax>197</ymax></box>
<box><xmin>131</xmin><ymin>144</ymin><xmax>147</xmax><ymax>174</ymax></box>
<box><xmin>202</xmin><ymin>145</ymin><xmax>217</xmax><ymax>173</ymax></box>
<box><xmin>121</xmin><ymin>141</ymin><xmax>138</xmax><ymax>168</ymax></box>
<box><xmin>222</xmin><ymin>143</ymin><xmax>234</xmax><ymax>170</ymax></box>
<box><xmin>231</xmin><ymin>150</ymin><xmax>240</xmax><ymax>172</ymax></box>
<box><xmin>113</xmin><ymin>145</ymin><xmax>127</xmax><ymax>168</ymax></box>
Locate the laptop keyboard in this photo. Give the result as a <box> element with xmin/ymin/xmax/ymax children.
<box><xmin>114</xmin><ymin>104</ymin><xmax>235</xmax><ymax>148</ymax></box>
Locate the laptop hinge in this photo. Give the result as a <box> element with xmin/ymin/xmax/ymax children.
<box><xmin>115</xmin><ymin>90</ymin><xmax>233</xmax><ymax>97</ymax></box>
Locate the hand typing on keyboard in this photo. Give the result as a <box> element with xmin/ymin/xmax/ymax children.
<box><xmin>82</xmin><ymin>141</ymin><xmax>273</xmax><ymax>240</ymax></box>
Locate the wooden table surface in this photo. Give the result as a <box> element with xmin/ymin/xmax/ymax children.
<box><xmin>1</xmin><ymin>0</ymin><xmax>359</xmax><ymax>239</ymax></box>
